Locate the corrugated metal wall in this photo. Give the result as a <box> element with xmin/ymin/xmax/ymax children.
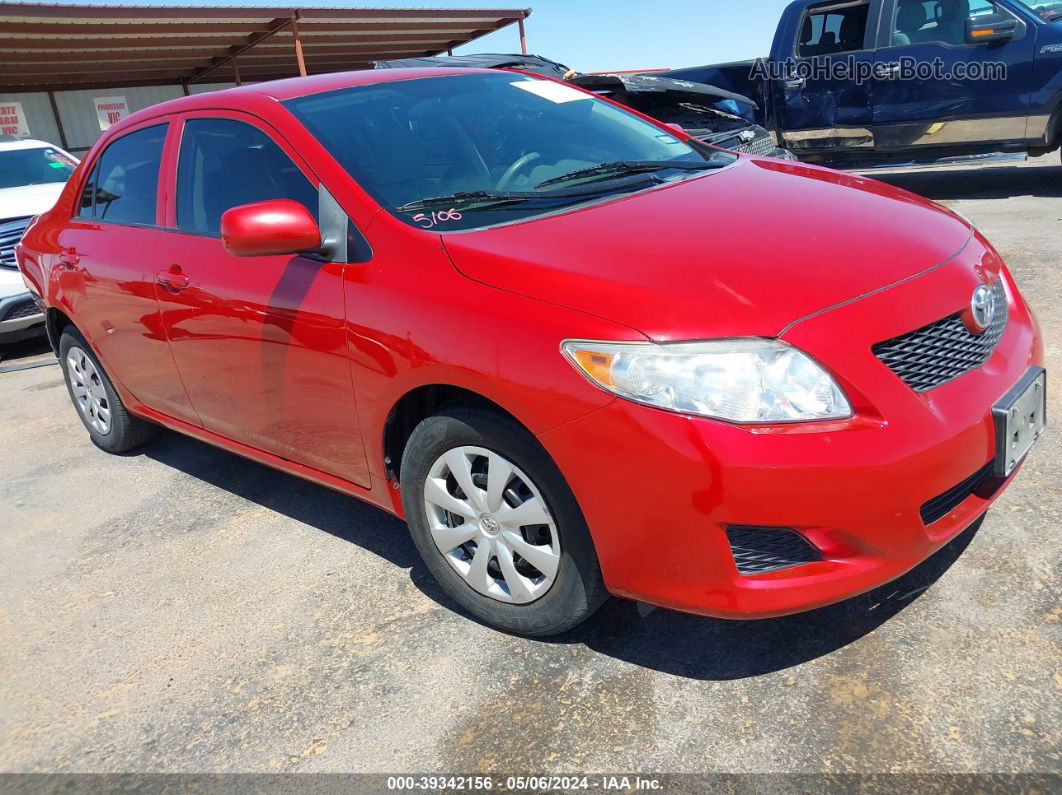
<box><xmin>0</xmin><ymin>82</ymin><xmax>236</xmax><ymax>154</ymax></box>
<box><xmin>0</xmin><ymin>91</ymin><xmax>60</xmax><ymax>144</ymax></box>
<box><xmin>53</xmin><ymin>85</ymin><xmax>183</xmax><ymax>151</ymax></box>
<box><xmin>189</xmin><ymin>82</ymin><xmax>237</xmax><ymax>95</ymax></box>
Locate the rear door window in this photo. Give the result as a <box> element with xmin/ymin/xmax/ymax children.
<box><xmin>799</xmin><ymin>1</ymin><xmax>871</xmax><ymax>56</ymax></box>
<box><xmin>176</xmin><ymin>117</ymin><xmax>318</xmax><ymax>237</ymax></box>
<box><xmin>83</xmin><ymin>124</ymin><xmax>167</xmax><ymax>226</ymax></box>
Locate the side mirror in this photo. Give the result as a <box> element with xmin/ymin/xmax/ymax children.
<box><xmin>220</xmin><ymin>199</ymin><xmax>321</xmax><ymax>257</ymax></box>
<box><xmin>966</xmin><ymin>15</ymin><xmax>1017</xmax><ymax>44</ymax></box>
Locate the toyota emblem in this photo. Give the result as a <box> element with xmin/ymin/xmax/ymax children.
<box><xmin>969</xmin><ymin>284</ymin><xmax>994</xmax><ymax>332</ymax></box>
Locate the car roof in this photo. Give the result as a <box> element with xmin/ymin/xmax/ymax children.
<box><xmin>114</xmin><ymin>66</ymin><xmax>496</xmax><ymax>130</ymax></box>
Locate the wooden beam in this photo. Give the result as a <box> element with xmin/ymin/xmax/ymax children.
<box><xmin>0</xmin><ymin>44</ymin><xmax>432</xmax><ymax>65</ymax></box>
<box><xmin>0</xmin><ymin>33</ymin><xmax>461</xmax><ymax>50</ymax></box>
<box><xmin>436</xmin><ymin>15</ymin><xmax>528</xmax><ymax>57</ymax></box>
<box><xmin>0</xmin><ymin>72</ymin><xmax>302</xmax><ymax>93</ymax></box>
<box><xmin>0</xmin><ymin>21</ymin><xmax>480</xmax><ymax>36</ymax></box>
<box><xmin>185</xmin><ymin>17</ymin><xmax>293</xmax><ymax>85</ymax></box>
<box><xmin>290</xmin><ymin>13</ymin><xmax>307</xmax><ymax>77</ymax></box>
<box><xmin>47</xmin><ymin>90</ymin><xmax>68</xmax><ymax>149</ymax></box>
<box><xmin>2</xmin><ymin>61</ymin><xmax>214</xmax><ymax>76</ymax></box>
<box><xmin>1</xmin><ymin>76</ymin><xmax>223</xmax><ymax>92</ymax></box>
<box><xmin>518</xmin><ymin>18</ymin><xmax>527</xmax><ymax>55</ymax></box>
<box><xmin>0</xmin><ymin>4</ymin><xmax>528</xmax><ymax>21</ymax></box>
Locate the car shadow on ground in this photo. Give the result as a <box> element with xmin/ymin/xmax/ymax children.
<box><xmin>141</xmin><ymin>429</ymin><xmax>984</xmax><ymax>680</ymax></box>
<box><xmin>869</xmin><ymin>161</ymin><xmax>1059</xmax><ymax>201</ymax></box>
<box><xmin>142</xmin><ymin>430</ymin><xmax>419</xmax><ymax>571</ymax></box>
<box><xmin>0</xmin><ymin>335</ymin><xmax>54</xmax><ymax>368</ymax></box>
<box><xmin>550</xmin><ymin>516</ymin><xmax>984</xmax><ymax>680</ymax></box>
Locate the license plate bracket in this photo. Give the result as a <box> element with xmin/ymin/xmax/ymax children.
<box><xmin>993</xmin><ymin>367</ymin><xmax>1047</xmax><ymax>478</ymax></box>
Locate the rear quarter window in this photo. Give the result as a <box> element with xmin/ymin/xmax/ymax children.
<box><xmin>79</xmin><ymin>124</ymin><xmax>167</xmax><ymax>227</ymax></box>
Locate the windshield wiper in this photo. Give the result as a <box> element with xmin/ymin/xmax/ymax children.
<box><xmin>535</xmin><ymin>159</ymin><xmax>728</xmax><ymax>190</ymax></box>
<box><xmin>393</xmin><ymin>174</ymin><xmax>664</xmax><ymax>214</ymax></box>
<box><xmin>393</xmin><ymin>191</ymin><xmax>527</xmax><ymax>214</ymax></box>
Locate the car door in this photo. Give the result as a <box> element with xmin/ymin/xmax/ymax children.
<box><xmin>57</xmin><ymin>119</ymin><xmax>201</xmax><ymax>426</ymax></box>
<box><xmin>152</xmin><ymin>112</ymin><xmax>370</xmax><ymax>486</ymax></box>
<box><xmin>872</xmin><ymin>0</ymin><xmax>1036</xmax><ymax>150</ymax></box>
<box><xmin>772</xmin><ymin>0</ymin><xmax>882</xmax><ymax>154</ymax></box>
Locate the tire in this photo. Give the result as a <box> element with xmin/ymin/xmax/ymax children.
<box><xmin>400</xmin><ymin>405</ymin><xmax>607</xmax><ymax>636</ymax></box>
<box><xmin>59</xmin><ymin>328</ymin><xmax>157</xmax><ymax>454</ymax></box>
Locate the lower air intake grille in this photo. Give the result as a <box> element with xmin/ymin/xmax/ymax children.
<box><xmin>726</xmin><ymin>526</ymin><xmax>822</xmax><ymax>575</ymax></box>
<box><xmin>0</xmin><ymin>295</ymin><xmax>39</xmax><ymax>322</ymax></box>
<box><xmin>920</xmin><ymin>462</ymin><xmax>995</xmax><ymax>525</ymax></box>
<box><xmin>872</xmin><ymin>278</ymin><xmax>1008</xmax><ymax>392</ymax></box>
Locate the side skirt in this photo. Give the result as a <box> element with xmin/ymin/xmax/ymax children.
<box><xmin>129</xmin><ymin>402</ymin><xmax>405</xmax><ymax>520</ymax></box>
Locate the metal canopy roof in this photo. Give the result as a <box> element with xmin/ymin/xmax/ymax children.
<box><xmin>0</xmin><ymin>2</ymin><xmax>531</xmax><ymax>93</ymax></box>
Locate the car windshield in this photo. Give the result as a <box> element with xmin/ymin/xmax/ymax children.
<box><xmin>284</xmin><ymin>72</ymin><xmax>732</xmax><ymax>231</ymax></box>
<box><xmin>0</xmin><ymin>146</ymin><xmax>77</xmax><ymax>189</ymax></box>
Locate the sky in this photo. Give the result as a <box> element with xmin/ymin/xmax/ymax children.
<box><xmin>68</xmin><ymin>0</ymin><xmax>795</xmax><ymax>72</ymax></box>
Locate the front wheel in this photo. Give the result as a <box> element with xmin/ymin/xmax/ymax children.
<box><xmin>400</xmin><ymin>406</ymin><xmax>607</xmax><ymax>636</ymax></box>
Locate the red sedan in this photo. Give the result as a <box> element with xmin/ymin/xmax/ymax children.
<box><xmin>17</xmin><ymin>68</ymin><xmax>1045</xmax><ymax>636</ymax></box>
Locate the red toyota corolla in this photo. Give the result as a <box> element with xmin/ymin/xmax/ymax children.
<box><xmin>17</xmin><ymin>69</ymin><xmax>1045</xmax><ymax>636</ymax></box>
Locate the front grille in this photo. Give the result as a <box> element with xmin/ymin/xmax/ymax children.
<box><xmin>920</xmin><ymin>462</ymin><xmax>996</xmax><ymax>525</ymax></box>
<box><xmin>0</xmin><ymin>216</ymin><xmax>30</xmax><ymax>270</ymax></box>
<box><xmin>732</xmin><ymin>133</ymin><xmax>779</xmax><ymax>157</ymax></box>
<box><xmin>698</xmin><ymin>130</ymin><xmax>778</xmax><ymax>157</ymax></box>
<box><xmin>726</xmin><ymin>526</ymin><xmax>822</xmax><ymax>575</ymax></box>
<box><xmin>873</xmin><ymin>278</ymin><xmax>1008</xmax><ymax>392</ymax></box>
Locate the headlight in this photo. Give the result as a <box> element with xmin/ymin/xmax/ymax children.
<box><xmin>561</xmin><ymin>338</ymin><xmax>852</xmax><ymax>423</ymax></box>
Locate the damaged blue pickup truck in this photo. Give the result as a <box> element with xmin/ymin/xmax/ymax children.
<box><xmin>666</xmin><ymin>0</ymin><xmax>1062</xmax><ymax>168</ymax></box>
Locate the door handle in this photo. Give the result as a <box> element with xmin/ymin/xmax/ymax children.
<box><xmin>783</xmin><ymin>77</ymin><xmax>806</xmax><ymax>91</ymax></box>
<box><xmin>58</xmin><ymin>249</ymin><xmax>80</xmax><ymax>269</ymax></box>
<box><xmin>156</xmin><ymin>266</ymin><xmax>190</xmax><ymax>293</ymax></box>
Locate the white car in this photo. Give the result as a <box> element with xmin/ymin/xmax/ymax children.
<box><xmin>0</xmin><ymin>137</ymin><xmax>78</xmax><ymax>343</ymax></box>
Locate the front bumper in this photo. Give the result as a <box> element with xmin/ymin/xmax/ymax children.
<box><xmin>538</xmin><ymin>263</ymin><xmax>1043</xmax><ymax>620</ymax></box>
<box><xmin>0</xmin><ymin>290</ymin><xmax>45</xmax><ymax>342</ymax></box>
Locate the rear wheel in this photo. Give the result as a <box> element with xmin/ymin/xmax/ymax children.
<box><xmin>59</xmin><ymin>328</ymin><xmax>157</xmax><ymax>453</ymax></box>
<box><xmin>400</xmin><ymin>406</ymin><xmax>607</xmax><ymax>636</ymax></box>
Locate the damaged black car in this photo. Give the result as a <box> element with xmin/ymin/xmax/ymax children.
<box><xmin>373</xmin><ymin>54</ymin><xmax>795</xmax><ymax>160</ymax></box>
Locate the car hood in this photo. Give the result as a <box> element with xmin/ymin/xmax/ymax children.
<box><xmin>442</xmin><ymin>158</ymin><xmax>974</xmax><ymax>340</ymax></box>
<box><xmin>569</xmin><ymin>73</ymin><xmax>758</xmax><ymax>110</ymax></box>
<box><xmin>0</xmin><ymin>183</ymin><xmax>66</xmax><ymax>223</ymax></box>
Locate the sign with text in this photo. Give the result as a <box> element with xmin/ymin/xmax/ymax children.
<box><xmin>0</xmin><ymin>101</ymin><xmax>30</xmax><ymax>137</ymax></box>
<box><xmin>94</xmin><ymin>96</ymin><xmax>129</xmax><ymax>131</ymax></box>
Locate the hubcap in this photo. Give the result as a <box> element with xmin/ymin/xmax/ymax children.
<box><xmin>423</xmin><ymin>445</ymin><xmax>561</xmax><ymax>605</ymax></box>
<box><xmin>66</xmin><ymin>346</ymin><xmax>111</xmax><ymax>435</ymax></box>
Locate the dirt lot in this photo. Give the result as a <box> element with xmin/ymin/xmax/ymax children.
<box><xmin>1</xmin><ymin>157</ymin><xmax>1059</xmax><ymax>777</ymax></box>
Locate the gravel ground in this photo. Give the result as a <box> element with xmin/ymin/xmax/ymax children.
<box><xmin>0</xmin><ymin>156</ymin><xmax>1059</xmax><ymax>779</ymax></box>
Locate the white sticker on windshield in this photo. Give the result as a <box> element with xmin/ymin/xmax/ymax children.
<box><xmin>511</xmin><ymin>80</ymin><xmax>591</xmax><ymax>104</ymax></box>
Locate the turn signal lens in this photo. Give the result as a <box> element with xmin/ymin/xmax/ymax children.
<box><xmin>571</xmin><ymin>349</ymin><xmax>614</xmax><ymax>387</ymax></box>
<box><xmin>561</xmin><ymin>338</ymin><xmax>852</xmax><ymax>424</ymax></box>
